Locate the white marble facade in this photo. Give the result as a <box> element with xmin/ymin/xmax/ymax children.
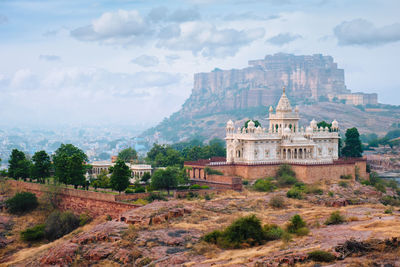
<box><xmin>226</xmin><ymin>88</ymin><xmax>340</xmax><ymax>164</ymax></box>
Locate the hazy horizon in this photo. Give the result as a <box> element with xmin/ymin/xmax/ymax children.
<box><xmin>1</xmin><ymin>0</ymin><xmax>400</xmax><ymax>128</ymax></box>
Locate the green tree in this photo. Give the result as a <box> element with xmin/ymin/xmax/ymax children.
<box><xmin>110</xmin><ymin>160</ymin><xmax>131</xmax><ymax>193</ymax></box>
<box><xmin>341</xmin><ymin>128</ymin><xmax>363</xmax><ymax>158</ymax></box>
<box><xmin>317</xmin><ymin>121</ymin><xmax>332</xmax><ymax>130</ymax></box>
<box><xmin>141</xmin><ymin>172</ymin><xmax>151</xmax><ymax>184</ymax></box>
<box><xmin>117</xmin><ymin>147</ymin><xmax>138</xmax><ymax>163</ymax></box>
<box><xmin>31</xmin><ymin>150</ymin><xmax>51</xmax><ymax>183</ymax></box>
<box><xmin>8</xmin><ymin>149</ymin><xmax>31</xmax><ymax>180</ymax></box>
<box><xmin>150</xmin><ymin>167</ymin><xmax>179</xmax><ymax>195</ymax></box>
<box><xmin>53</xmin><ymin>144</ymin><xmax>88</xmax><ymax>186</ymax></box>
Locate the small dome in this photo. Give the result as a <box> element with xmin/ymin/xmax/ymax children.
<box><xmin>310</xmin><ymin>119</ymin><xmax>317</xmax><ymax>128</ymax></box>
<box><xmin>248</xmin><ymin>120</ymin><xmax>255</xmax><ymax>128</ymax></box>
<box><xmin>325</xmin><ymin>126</ymin><xmax>329</xmax><ymax>132</ymax></box>
<box><xmin>283</xmin><ymin>127</ymin><xmax>291</xmax><ymax>135</ymax></box>
<box><xmin>332</xmin><ymin>119</ymin><xmax>338</xmax><ymax>128</ymax></box>
<box><xmin>269</xmin><ymin>106</ymin><xmax>273</xmax><ymax>112</ymax></box>
<box><xmin>276</xmin><ymin>87</ymin><xmax>292</xmax><ymax>112</ymax></box>
<box><xmin>295</xmin><ymin>106</ymin><xmax>299</xmax><ymax>113</ymax></box>
<box><xmin>226</xmin><ymin>120</ymin><xmax>234</xmax><ymax>128</ymax></box>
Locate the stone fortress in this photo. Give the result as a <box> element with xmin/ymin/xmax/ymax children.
<box><xmin>226</xmin><ymin>88</ymin><xmax>340</xmax><ymax>164</ymax></box>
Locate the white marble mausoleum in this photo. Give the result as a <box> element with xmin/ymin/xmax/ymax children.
<box><xmin>225</xmin><ymin>88</ymin><xmax>340</xmax><ymax>164</ymax></box>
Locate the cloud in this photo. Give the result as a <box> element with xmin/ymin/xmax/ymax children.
<box><xmin>39</xmin><ymin>55</ymin><xmax>61</xmax><ymax>62</ymax></box>
<box><xmin>165</xmin><ymin>54</ymin><xmax>180</xmax><ymax>64</ymax></box>
<box><xmin>0</xmin><ymin>15</ymin><xmax>8</xmax><ymax>25</ymax></box>
<box><xmin>334</xmin><ymin>19</ymin><xmax>400</xmax><ymax>46</ymax></box>
<box><xmin>157</xmin><ymin>22</ymin><xmax>265</xmax><ymax>57</ymax></box>
<box><xmin>266</xmin><ymin>32</ymin><xmax>302</xmax><ymax>46</ymax></box>
<box><xmin>222</xmin><ymin>12</ymin><xmax>279</xmax><ymax>21</ymax></box>
<box><xmin>131</xmin><ymin>55</ymin><xmax>159</xmax><ymax>67</ymax></box>
<box><xmin>71</xmin><ymin>8</ymin><xmax>264</xmax><ymax>58</ymax></box>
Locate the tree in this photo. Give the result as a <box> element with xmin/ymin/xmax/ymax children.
<box><xmin>8</xmin><ymin>149</ymin><xmax>31</xmax><ymax>180</ymax></box>
<box><xmin>317</xmin><ymin>121</ymin><xmax>332</xmax><ymax>130</ymax></box>
<box><xmin>117</xmin><ymin>147</ymin><xmax>138</xmax><ymax>163</ymax></box>
<box><xmin>341</xmin><ymin>127</ymin><xmax>363</xmax><ymax>158</ymax></box>
<box><xmin>141</xmin><ymin>172</ymin><xmax>151</xmax><ymax>184</ymax></box>
<box><xmin>53</xmin><ymin>144</ymin><xmax>88</xmax><ymax>187</ymax></box>
<box><xmin>31</xmin><ymin>150</ymin><xmax>51</xmax><ymax>183</ymax></box>
<box><xmin>110</xmin><ymin>160</ymin><xmax>131</xmax><ymax>193</ymax></box>
<box><xmin>150</xmin><ymin>167</ymin><xmax>179</xmax><ymax>195</ymax></box>
<box><xmin>244</xmin><ymin>120</ymin><xmax>261</xmax><ymax>128</ymax></box>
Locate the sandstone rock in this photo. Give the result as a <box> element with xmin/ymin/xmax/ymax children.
<box><xmin>72</xmin><ymin>221</ymin><xmax>127</xmax><ymax>245</ymax></box>
<box><xmin>40</xmin><ymin>242</ymin><xmax>79</xmax><ymax>265</ymax></box>
<box><xmin>113</xmin><ymin>248</ymin><xmax>133</xmax><ymax>264</ymax></box>
<box><xmin>83</xmin><ymin>244</ymin><xmax>114</xmax><ymax>261</ymax></box>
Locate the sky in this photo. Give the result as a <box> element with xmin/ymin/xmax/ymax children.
<box><xmin>0</xmin><ymin>0</ymin><xmax>399</xmax><ymax>128</ymax></box>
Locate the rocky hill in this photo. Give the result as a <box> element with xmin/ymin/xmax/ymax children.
<box><xmin>142</xmin><ymin>53</ymin><xmax>400</xmax><ymax>143</ymax></box>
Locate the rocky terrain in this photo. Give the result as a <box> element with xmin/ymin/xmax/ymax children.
<box><xmin>142</xmin><ymin>53</ymin><xmax>400</xmax><ymax>143</ymax></box>
<box><xmin>1</xmin><ymin>180</ymin><xmax>400</xmax><ymax>266</ymax></box>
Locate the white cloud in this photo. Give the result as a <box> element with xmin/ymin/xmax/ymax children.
<box><xmin>334</xmin><ymin>19</ymin><xmax>400</xmax><ymax>46</ymax></box>
<box><xmin>266</xmin><ymin>32</ymin><xmax>302</xmax><ymax>46</ymax></box>
<box><xmin>131</xmin><ymin>55</ymin><xmax>159</xmax><ymax>67</ymax></box>
<box><xmin>39</xmin><ymin>55</ymin><xmax>61</xmax><ymax>61</ymax></box>
<box><xmin>157</xmin><ymin>21</ymin><xmax>265</xmax><ymax>57</ymax></box>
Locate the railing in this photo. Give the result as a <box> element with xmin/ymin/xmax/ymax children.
<box><xmin>209</xmin><ymin>159</ymin><xmax>335</xmax><ymax>166</ymax></box>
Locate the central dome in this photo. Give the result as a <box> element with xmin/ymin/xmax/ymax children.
<box><xmin>276</xmin><ymin>87</ymin><xmax>292</xmax><ymax>112</ymax></box>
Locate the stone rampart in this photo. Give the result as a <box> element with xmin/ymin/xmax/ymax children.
<box><xmin>7</xmin><ymin>180</ymin><xmax>138</xmax><ymax>218</ymax></box>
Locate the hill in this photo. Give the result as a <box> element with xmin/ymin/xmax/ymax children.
<box><xmin>142</xmin><ymin>53</ymin><xmax>399</xmax><ymax>143</ymax></box>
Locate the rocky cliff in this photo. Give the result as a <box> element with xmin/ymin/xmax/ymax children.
<box><xmin>142</xmin><ymin>53</ymin><xmax>398</xmax><ymax>143</ymax></box>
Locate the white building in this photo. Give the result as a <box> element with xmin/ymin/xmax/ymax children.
<box><xmin>226</xmin><ymin>88</ymin><xmax>340</xmax><ymax>164</ymax></box>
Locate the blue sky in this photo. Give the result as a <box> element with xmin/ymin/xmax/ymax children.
<box><xmin>0</xmin><ymin>0</ymin><xmax>399</xmax><ymax>127</ymax></box>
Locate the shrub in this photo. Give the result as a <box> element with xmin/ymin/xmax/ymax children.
<box><xmin>79</xmin><ymin>213</ymin><xmax>92</xmax><ymax>226</ymax></box>
<box><xmin>269</xmin><ymin>196</ymin><xmax>285</xmax><ymax>208</ymax></box>
<box><xmin>125</xmin><ymin>188</ymin><xmax>134</xmax><ymax>194</ymax></box>
<box><xmin>276</xmin><ymin>164</ymin><xmax>296</xmax><ymax>178</ymax></box>
<box><xmin>203</xmin><ymin>215</ymin><xmax>267</xmax><ymax>249</ymax></box>
<box><xmin>304</xmin><ymin>185</ymin><xmax>323</xmax><ymax>195</ymax></box>
<box><xmin>6</xmin><ymin>192</ymin><xmax>38</xmax><ymax>214</ymax></box>
<box><xmin>286</xmin><ymin>188</ymin><xmax>303</xmax><ymax>199</ymax></box>
<box><xmin>106</xmin><ymin>215</ymin><xmax>112</xmax><ymax>221</ymax></box>
<box><xmin>189</xmin><ymin>184</ymin><xmax>202</xmax><ymax>190</ymax></box>
<box><xmin>176</xmin><ymin>185</ymin><xmax>189</xmax><ymax>190</ymax></box>
<box><xmin>277</xmin><ymin>174</ymin><xmax>297</xmax><ymax>186</ymax></box>
<box><xmin>308</xmin><ymin>250</ymin><xmax>335</xmax><ymax>262</ymax></box>
<box><xmin>340</xmin><ymin>174</ymin><xmax>352</xmax><ymax>180</ymax></box>
<box><xmin>45</xmin><ymin>211</ymin><xmax>80</xmax><ymax>241</ymax></box>
<box><xmin>380</xmin><ymin>196</ymin><xmax>400</xmax><ymax>206</ymax></box>
<box><xmin>328</xmin><ymin>191</ymin><xmax>334</xmax><ymax>197</ymax></box>
<box><xmin>360</xmin><ymin>179</ymin><xmax>372</xmax><ymax>186</ymax></box>
<box><xmin>263</xmin><ymin>224</ymin><xmax>284</xmax><ymax>241</ymax></box>
<box><xmin>201</xmin><ymin>185</ymin><xmax>210</xmax><ymax>189</ymax></box>
<box><xmin>242</xmin><ymin>180</ymin><xmax>249</xmax><ymax>185</ymax></box>
<box><xmin>254</xmin><ymin>178</ymin><xmax>276</xmax><ymax>192</ymax></box>
<box><xmin>374</xmin><ymin>183</ymin><xmax>386</xmax><ymax>193</ymax></box>
<box><xmin>325</xmin><ymin>211</ymin><xmax>346</xmax><ymax>225</ymax></box>
<box><xmin>204</xmin><ymin>194</ymin><xmax>211</xmax><ymax>200</ymax></box>
<box><xmin>20</xmin><ymin>224</ymin><xmax>45</xmax><ymax>241</ymax></box>
<box><xmin>339</xmin><ymin>181</ymin><xmax>348</xmax><ymax>188</ymax></box>
<box><xmin>384</xmin><ymin>208</ymin><xmax>393</xmax><ymax>214</ymax></box>
<box><xmin>286</xmin><ymin>214</ymin><xmax>307</xmax><ymax>234</ymax></box>
<box><xmin>134</xmin><ymin>187</ymin><xmax>146</xmax><ymax>193</ymax></box>
<box><xmin>145</xmin><ymin>192</ymin><xmax>167</xmax><ymax>202</ymax></box>
<box><xmin>296</xmin><ymin>227</ymin><xmax>310</xmax><ymax>236</ymax></box>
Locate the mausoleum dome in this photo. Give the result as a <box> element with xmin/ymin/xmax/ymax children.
<box><xmin>226</xmin><ymin>120</ymin><xmax>234</xmax><ymax>128</ymax></box>
<box><xmin>248</xmin><ymin>120</ymin><xmax>255</xmax><ymax>128</ymax></box>
<box><xmin>269</xmin><ymin>106</ymin><xmax>273</xmax><ymax>112</ymax></box>
<box><xmin>332</xmin><ymin>119</ymin><xmax>338</xmax><ymax>129</ymax></box>
<box><xmin>310</xmin><ymin>119</ymin><xmax>317</xmax><ymax>129</ymax></box>
<box><xmin>276</xmin><ymin>87</ymin><xmax>292</xmax><ymax>112</ymax></box>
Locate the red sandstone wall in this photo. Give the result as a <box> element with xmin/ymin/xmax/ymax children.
<box><xmin>8</xmin><ymin>180</ymin><xmax>137</xmax><ymax>218</ymax></box>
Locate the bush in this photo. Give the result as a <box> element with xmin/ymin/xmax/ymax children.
<box><xmin>45</xmin><ymin>211</ymin><xmax>80</xmax><ymax>241</ymax></box>
<box><xmin>79</xmin><ymin>213</ymin><xmax>92</xmax><ymax>226</ymax></box>
<box><xmin>276</xmin><ymin>164</ymin><xmax>297</xmax><ymax>186</ymax></box>
<box><xmin>254</xmin><ymin>178</ymin><xmax>276</xmax><ymax>192</ymax></box>
<box><xmin>125</xmin><ymin>188</ymin><xmax>134</xmax><ymax>194</ymax></box>
<box><xmin>203</xmin><ymin>215</ymin><xmax>267</xmax><ymax>249</ymax></box>
<box><xmin>20</xmin><ymin>224</ymin><xmax>45</xmax><ymax>241</ymax></box>
<box><xmin>339</xmin><ymin>181</ymin><xmax>348</xmax><ymax>188</ymax></box>
<box><xmin>328</xmin><ymin>191</ymin><xmax>334</xmax><ymax>197</ymax></box>
<box><xmin>204</xmin><ymin>167</ymin><xmax>223</xmax><ymax>175</ymax></box>
<box><xmin>6</xmin><ymin>192</ymin><xmax>38</xmax><ymax>214</ymax></box>
<box><xmin>374</xmin><ymin>183</ymin><xmax>386</xmax><ymax>193</ymax></box>
<box><xmin>269</xmin><ymin>196</ymin><xmax>285</xmax><ymax>208</ymax></box>
<box><xmin>263</xmin><ymin>224</ymin><xmax>284</xmax><ymax>241</ymax></box>
<box><xmin>176</xmin><ymin>185</ymin><xmax>189</xmax><ymax>190</ymax></box>
<box><xmin>134</xmin><ymin>187</ymin><xmax>146</xmax><ymax>193</ymax></box>
<box><xmin>106</xmin><ymin>215</ymin><xmax>112</xmax><ymax>221</ymax></box>
<box><xmin>296</xmin><ymin>227</ymin><xmax>310</xmax><ymax>236</ymax></box>
<box><xmin>242</xmin><ymin>180</ymin><xmax>249</xmax><ymax>185</ymax></box>
<box><xmin>384</xmin><ymin>208</ymin><xmax>393</xmax><ymax>214</ymax></box>
<box><xmin>286</xmin><ymin>214</ymin><xmax>307</xmax><ymax>234</ymax></box>
<box><xmin>145</xmin><ymin>192</ymin><xmax>167</xmax><ymax>202</ymax></box>
<box><xmin>304</xmin><ymin>185</ymin><xmax>323</xmax><ymax>195</ymax></box>
<box><xmin>204</xmin><ymin>194</ymin><xmax>211</xmax><ymax>200</ymax></box>
<box><xmin>360</xmin><ymin>179</ymin><xmax>372</xmax><ymax>186</ymax></box>
<box><xmin>325</xmin><ymin>211</ymin><xmax>346</xmax><ymax>225</ymax></box>
<box><xmin>380</xmin><ymin>196</ymin><xmax>400</xmax><ymax>206</ymax></box>
<box><xmin>277</xmin><ymin>174</ymin><xmax>297</xmax><ymax>186</ymax></box>
<box><xmin>201</xmin><ymin>185</ymin><xmax>210</xmax><ymax>189</ymax></box>
<box><xmin>189</xmin><ymin>184</ymin><xmax>202</xmax><ymax>190</ymax></box>
<box><xmin>340</xmin><ymin>174</ymin><xmax>352</xmax><ymax>180</ymax></box>
<box><xmin>286</xmin><ymin>188</ymin><xmax>303</xmax><ymax>199</ymax></box>
<box><xmin>308</xmin><ymin>250</ymin><xmax>335</xmax><ymax>262</ymax></box>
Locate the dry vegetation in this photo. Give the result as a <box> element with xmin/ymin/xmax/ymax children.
<box><xmin>1</xmin><ymin>179</ymin><xmax>399</xmax><ymax>266</ymax></box>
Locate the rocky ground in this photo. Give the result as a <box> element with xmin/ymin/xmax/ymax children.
<box><xmin>1</xmin><ymin>181</ymin><xmax>400</xmax><ymax>266</ymax></box>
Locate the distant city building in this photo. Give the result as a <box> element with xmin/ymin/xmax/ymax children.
<box><xmin>328</xmin><ymin>93</ymin><xmax>378</xmax><ymax>106</ymax></box>
<box><xmin>226</xmin><ymin>88</ymin><xmax>340</xmax><ymax>164</ymax></box>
